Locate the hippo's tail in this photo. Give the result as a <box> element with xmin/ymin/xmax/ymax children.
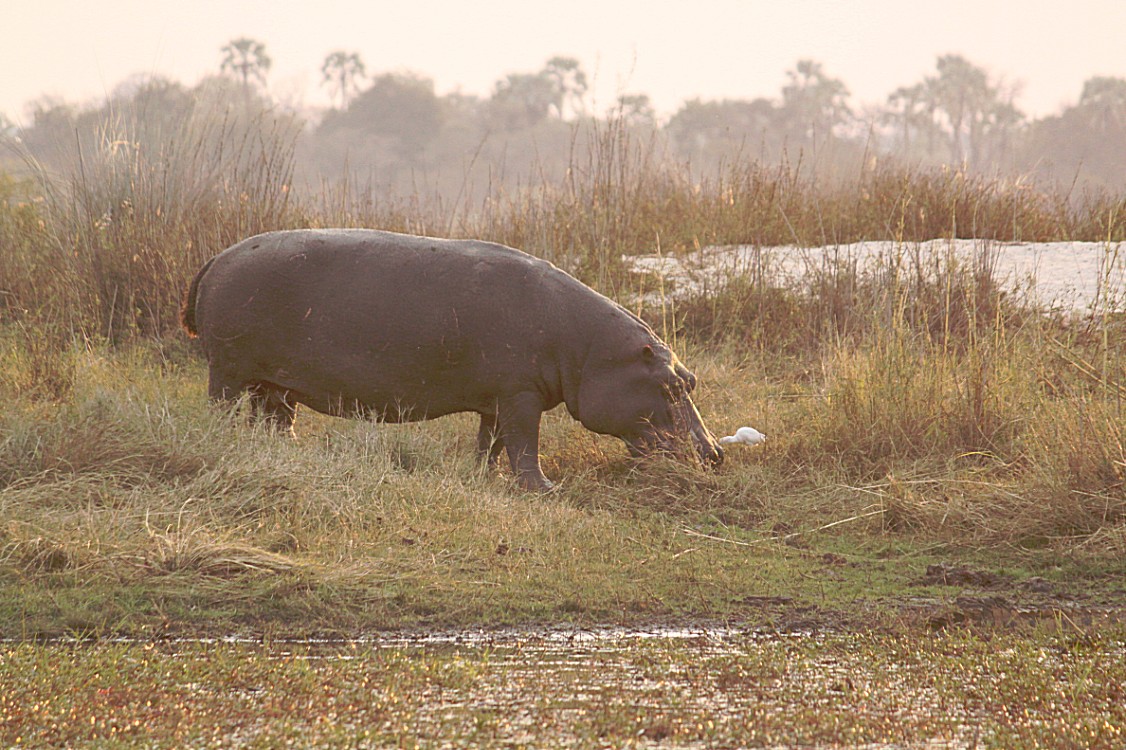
<box><xmin>180</xmin><ymin>255</ymin><xmax>216</xmax><ymax>338</ymax></box>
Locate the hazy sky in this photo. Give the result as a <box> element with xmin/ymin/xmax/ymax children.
<box><xmin>3</xmin><ymin>0</ymin><xmax>1124</xmax><ymax>125</ymax></box>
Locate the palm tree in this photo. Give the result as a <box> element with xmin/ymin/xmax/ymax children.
<box><xmin>926</xmin><ymin>55</ymin><xmax>991</xmax><ymax>165</ymax></box>
<box><xmin>220</xmin><ymin>37</ymin><xmax>272</xmax><ymax>99</ymax></box>
<box><xmin>321</xmin><ymin>51</ymin><xmax>367</xmax><ymax>109</ymax></box>
<box><xmin>1077</xmin><ymin>76</ymin><xmax>1126</xmax><ymax>131</ymax></box>
<box><xmin>885</xmin><ymin>83</ymin><xmax>929</xmax><ymax>155</ymax></box>
<box><xmin>780</xmin><ymin>59</ymin><xmax>851</xmax><ymax>142</ymax></box>
<box><xmin>543</xmin><ymin>56</ymin><xmax>588</xmax><ymax>119</ymax></box>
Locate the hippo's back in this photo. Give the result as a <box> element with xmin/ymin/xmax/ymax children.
<box><xmin>193</xmin><ymin>228</ymin><xmax>560</xmax><ymax>341</ymax></box>
<box><xmin>184</xmin><ymin>228</ymin><xmax>584</xmax><ymax>420</ymax></box>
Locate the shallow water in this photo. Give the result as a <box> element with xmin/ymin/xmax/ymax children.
<box><xmin>264</xmin><ymin>626</ymin><xmax>981</xmax><ymax>749</ymax></box>
<box><xmin>258</xmin><ymin>625</ymin><xmax>1118</xmax><ymax>749</ymax></box>
<box><xmin>8</xmin><ymin>623</ymin><xmax>1123</xmax><ymax>748</ymax></box>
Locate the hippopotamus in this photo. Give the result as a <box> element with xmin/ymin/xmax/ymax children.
<box><xmin>180</xmin><ymin>229</ymin><xmax>723</xmax><ymax>490</ymax></box>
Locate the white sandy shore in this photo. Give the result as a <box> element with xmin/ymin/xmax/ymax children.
<box><xmin>625</xmin><ymin>240</ymin><xmax>1125</xmax><ymax>312</ymax></box>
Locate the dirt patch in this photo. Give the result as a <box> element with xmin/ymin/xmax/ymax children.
<box><xmin>915</xmin><ymin>562</ymin><xmax>1012</xmax><ymax>588</ymax></box>
<box><xmin>901</xmin><ymin>594</ymin><xmax>1126</xmax><ymax>631</ymax></box>
<box><xmin>882</xmin><ymin>561</ymin><xmax>1126</xmax><ymax>631</ymax></box>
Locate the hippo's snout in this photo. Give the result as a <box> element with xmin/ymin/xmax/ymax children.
<box><xmin>629</xmin><ymin>396</ymin><xmax>724</xmax><ymax>469</ymax></box>
<box><xmin>689</xmin><ymin>420</ymin><xmax>724</xmax><ymax>468</ymax></box>
<box><xmin>628</xmin><ymin>428</ymin><xmax>724</xmax><ymax>468</ymax></box>
<box><xmin>697</xmin><ymin>434</ymin><xmax>725</xmax><ymax>467</ymax></box>
<box><xmin>680</xmin><ymin>395</ymin><xmax>724</xmax><ymax>469</ymax></box>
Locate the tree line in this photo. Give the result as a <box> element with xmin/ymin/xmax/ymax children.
<box><xmin>4</xmin><ymin>37</ymin><xmax>1125</xmax><ymax>198</ymax></box>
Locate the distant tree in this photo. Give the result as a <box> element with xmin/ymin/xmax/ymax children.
<box><xmin>1018</xmin><ymin>75</ymin><xmax>1126</xmax><ymax>189</ymax></box>
<box><xmin>17</xmin><ymin>97</ymin><xmax>80</xmax><ymax>159</ymax></box>
<box><xmin>884</xmin><ymin>83</ymin><xmax>934</xmax><ymax>155</ymax></box>
<box><xmin>982</xmin><ymin>93</ymin><xmax>1023</xmax><ymax>167</ymax></box>
<box><xmin>14</xmin><ymin>97</ymin><xmax>115</xmax><ymax>177</ymax></box>
<box><xmin>193</xmin><ymin>74</ymin><xmax>263</xmax><ymax>113</ymax></box>
<box><xmin>106</xmin><ymin>76</ymin><xmax>197</xmax><ymax>147</ymax></box>
<box><xmin>25</xmin><ymin>96</ymin><xmax>75</xmax><ymax>125</ymax></box>
<box><xmin>779</xmin><ymin>59</ymin><xmax>851</xmax><ymax>142</ymax></box>
<box><xmin>220</xmin><ymin>37</ymin><xmax>272</xmax><ymax>99</ymax></box>
<box><xmin>925</xmin><ymin>55</ymin><xmax>991</xmax><ymax>164</ymax></box>
<box><xmin>543</xmin><ymin>56</ymin><xmax>588</xmax><ymax>119</ymax></box>
<box><xmin>488</xmin><ymin>72</ymin><xmax>558</xmax><ymax>130</ymax></box>
<box><xmin>321</xmin><ymin>51</ymin><xmax>367</xmax><ymax>109</ymax></box>
<box><xmin>923</xmin><ymin>55</ymin><xmax>1022</xmax><ymax>168</ymax></box>
<box><xmin>881</xmin><ymin>55</ymin><xmax>1024</xmax><ymax>170</ymax></box>
<box><xmin>129</xmin><ymin>77</ymin><xmax>191</xmax><ymax>108</ymax></box>
<box><xmin>614</xmin><ymin>93</ymin><xmax>656</xmax><ymax>126</ymax></box>
<box><xmin>441</xmin><ymin>90</ymin><xmax>484</xmax><ymax>120</ymax></box>
<box><xmin>111</xmin><ymin>76</ymin><xmax>191</xmax><ymax>113</ymax></box>
<box><xmin>665</xmin><ymin>97</ymin><xmax>778</xmax><ymax>166</ymax></box>
<box><xmin>0</xmin><ymin>112</ymin><xmax>18</xmax><ymax>143</ymax></box>
<box><xmin>1076</xmin><ymin>76</ymin><xmax>1126</xmax><ymax>131</ymax></box>
<box><xmin>486</xmin><ymin>57</ymin><xmax>591</xmax><ymax>130</ymax></box>
<box><xmin>319</xmin><ymin>72</ymin><xmax>445</xmax><ymax>160</ymax></box>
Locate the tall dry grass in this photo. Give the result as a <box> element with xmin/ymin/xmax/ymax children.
<box><xmin>4</xmin><ymin>114</ymin><xmax>1123</xmax><ymax>344</ymax></box>
<box><xmin>2</xmin><ymin>108</ymin><xmax>300</xmax><ymax>342</ymax></box>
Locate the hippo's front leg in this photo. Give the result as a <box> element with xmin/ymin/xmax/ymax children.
<box><xmin>497</xmin><ymin>392</ymin><xmax>553</xmax><ymax>491</ymax></box>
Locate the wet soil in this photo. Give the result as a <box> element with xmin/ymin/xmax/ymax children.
<box><xmin>897</xmin><ymin>562</ymin><xmax>1126</xmax><ymax>632</ymax></box>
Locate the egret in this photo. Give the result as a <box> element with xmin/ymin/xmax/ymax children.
<box><xmin>718</xmin><ymin>426</ymin><xmax>766</xmax><ymax>446</ymax></box>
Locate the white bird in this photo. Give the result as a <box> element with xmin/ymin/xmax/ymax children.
<box><xmin>718</xmin><ymin>426</ymin><xmax>767</xmax><ymax>446</ymax></box>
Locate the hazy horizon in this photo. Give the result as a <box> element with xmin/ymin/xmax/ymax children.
<box><xmin>3</xmin><ymin>0</ymin><xmax>1124</xmax><ymax>126</ymax></box>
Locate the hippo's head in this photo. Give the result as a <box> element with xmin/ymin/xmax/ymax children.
<box><xmin>572</xmin><ymin>340</ymin><xmax>724</xmax><ymax>468</ymax></box>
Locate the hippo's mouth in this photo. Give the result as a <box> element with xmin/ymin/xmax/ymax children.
<box><xmin>687</xmin><ymin>428</ymin><xmax>725</xmax><ymax>467</ymax></box>
<box><xmin>677</xmin><ymin>396</ymin><xmax>724</xmax><ymax>467</ymax></box>
<box><xmin>628</xmin><ymin>405</ymin><xmax>725</xmax><ymax>468</ymax></box>
<box><xmin>696</xmin><ymin>435</ymin><xmax>725</xmax><ymax>466</ymax></box>
<box><xmin>626</xmin><ymin>432</ymin><xmax>724</xmax><ymax>467</ymax></box>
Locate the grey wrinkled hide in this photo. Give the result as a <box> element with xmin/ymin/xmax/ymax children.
<box><xmin>182</xmin><ymin>229</ymin><xmax>723</xmax><ymax>490</ymax></box>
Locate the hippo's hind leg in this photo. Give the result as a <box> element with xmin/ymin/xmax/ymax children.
<box><xmin>247</xmin><ymin>382</ymin><xmax>297</xmax><ymax>434</ymax></box>
<box><xmin>207</xmin><ymin>368</ymin><xmax>296</xmax><ymax>434</ymax></box>
<box><xmin>476</xmin><ymin>411</ymin><xmax>505</xmax><ymax>468</ymax></box>
<box><xmin>208</xmin><ymin>366</ymin><xmax>247</xmax><ymax>409</ymax></box>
